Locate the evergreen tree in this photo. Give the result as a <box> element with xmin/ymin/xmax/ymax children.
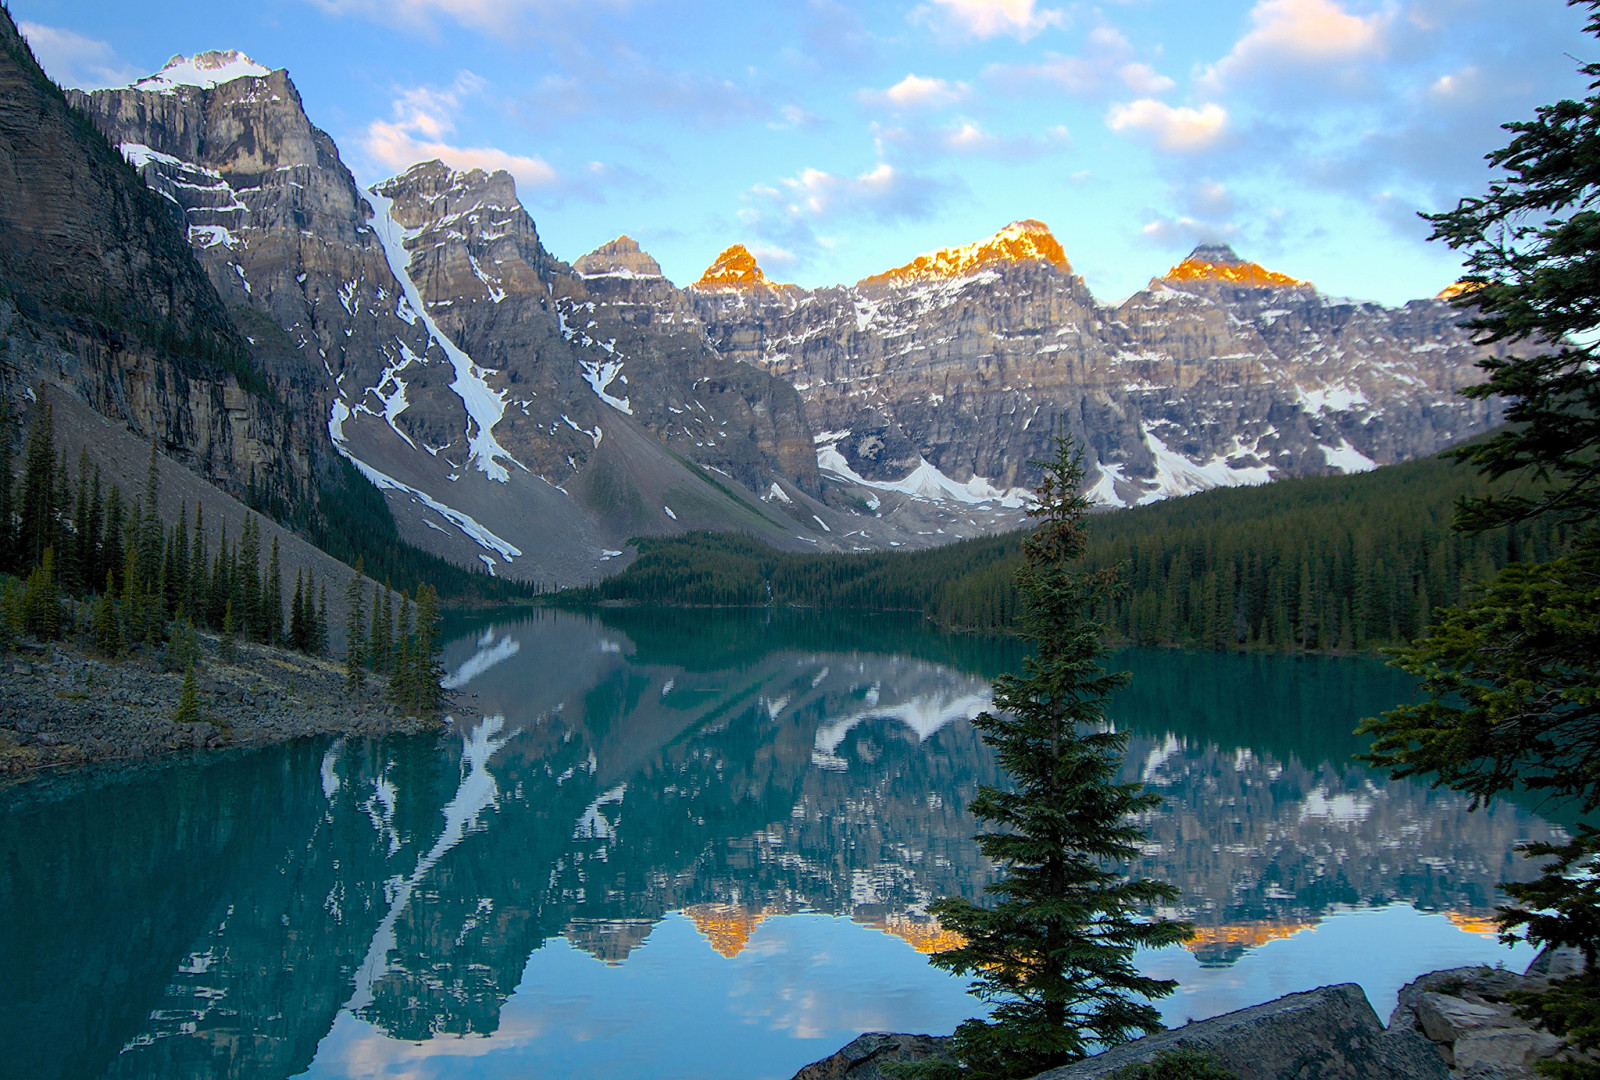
<box><xmin>67</xmin><ymin>448</ymin><xmax>90</xmax><ymax>593</ymax></box>
<box><xmin>370</xmin><ymin>581</ymin><xmax>392</xmax><ymax>672</ymax></box>
<box><xmin>20</xmin><ymin>547</ymin><xmax>60</xmax><ymax>640</ymax></box>
<box><xmin>0</xmin><ymin>399</ymin><xmax>14</xmax><ymax>574</ymax></box>
<box><xmin>103</xmin><ymin>485</ymin><xmax>125</xmax><ymax>595</ymax></box>
<box><xmin>189</xmin><ymin>504</ymin><xmax>207</xmax><ymax>625</ymax></box>
<box><xmin>410</xmin><ymin>584</ymin><xmax>447</xmax><ymax>717</ymax></box>
<box><xmin>84</xmin><ymin>463</ymin><xmax>103</xmax><ymax>595</ymax></box>
<box><xmin>92</xmin><ymin>569</ymin><xmax>120</xmax><ymax>657</ymax></box>
<box><xmin>908</xmin><ymin>437</ymin><xmax>1191</xmax><ymax>1080</ymax></box>
<box><xmin>289</xmin><ymin>570</ymin><xmax>307</xmax><ymax>652</ymax></box>
<box><xmin>263</xmin><ymin>534</ymin><xmax>283</xmax><ymax>645</ymax></box>
<box><xmin>238</xmin><ymin>517</ymin><xmax>261</xmax><ymax>641</ymax></box>
<box><xmin>219</xmin><ymin>599</ymin><xmax>238</xmax><ymax>662</ymax></box>
<box><xmin>18</xmin><ymin>401</ymin><xmax>54</xmax><ymax>569</ymax></box>
<box><xmin>1364</xmin><ymin>9</ymin><xmax>1600</xmax><ymax>1067</ymax></box>
<box><xmin>344</xmin><ymin>565</ymin><xmax>366</xmax><ymax>692</ymax></box>
<box><xmin>314</xmin><ymin>582</ymin><xmax>329</xmax><ymax>656</ymax></box>
<box><xmin>171</xmin><ymin>662</ymin><xmax>202</xmax><ymax>725</ymax></box>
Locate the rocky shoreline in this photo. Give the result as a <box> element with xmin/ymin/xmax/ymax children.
<box><xmin>0</xmin><ymin>633</ymin><xmax>447</xmax><ymax>777</ymax></box>
<box><xmin>794</xmin><ymin>950</ymin><xmax>1590</xmax><ymax>1080</ymax></box>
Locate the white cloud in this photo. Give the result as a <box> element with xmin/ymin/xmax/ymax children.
<box><xmin>1106</xmin><ymin>100</ymin><xmax>1229</xmax><ymax>152</ymax></box>
<box><xmin>874</xmin><ymin>119</ymin><xmax>1070</xmax><ymax>159</ymax></box>
<box><xmin>859</xmin><ymin>74</ymin><xmax>971</xmax><ymax>109</ymax></box>
<box><xmin>18</xmin><ymin>22</ymin><xmax>141</xmax><ymax>90</ymax></box>
<box><xmin>310</xmin><ymin>0</ymin><xmax>628</xmax><ymax>34</ymax></box>
<box><xmin>360</xmin><ymin>72</ymin><xmax>562</xmax><ymax>194</ymax></box>
<box><xmin>915</xmin><ymin>0</ymin><xmax>1065</xmax><ymax>42</ymax></box>
<box><xmin>985</xmin><ymin>25</ymin><xmax>1173</xmax><ymax>99</ymax></box>
<box><xmin>1204</xmin><ymin>0</ymin><xmax>1388</xmax><ymax>87</ymax></box>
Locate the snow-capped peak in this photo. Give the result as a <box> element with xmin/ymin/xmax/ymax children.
<box><xmin>861</xmin><ymin>219</ymin><xmax>1070</xmax><ymax>286</ymax></box>
<box><xmin>133</xmin><ymin>51</ymin><xmax>271</xmax><ymax>92</ymax></box>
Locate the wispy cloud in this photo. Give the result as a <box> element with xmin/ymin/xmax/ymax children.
<box><xmin>875</xmin><ymin>119</ymin><xmax>1070</xmax><ymax>160</ymax></box>
<box><xmin>1106</xmin><ymin>100</ymin><xmax>1229</xmax><ymax>152</ymax></box>
<box><xmin>913</xmin><ymin>0</ymin><xmax>1066</xmax><ymax>42</ymax></box>
<box><xmin>859</xmin><ymin>74</ymin><xmax>971</xmax><ymax>110</ymax></box>
<box><xmin>18</xmin><ymin>22</ymin><xmax>142</xmax><ymax>90</ymax></box>
<box><xmin>985</xmin><ymin>25</ymin><xmax>1174</xmax><ymax>99</ymax></box>
<box><xmin>360</xmin><ymin>72</ymin><xmax>567</xmax><ymax>197</ymax></box>
<box><xmin>307</xmin><ymin>0</ymin><xmax>630</xmax><ymax>36</ymax></box>
<box><xmin>1199</xmin><ymin>0</ymin><xmax>1389</xmax><ymax>90</ymax></box>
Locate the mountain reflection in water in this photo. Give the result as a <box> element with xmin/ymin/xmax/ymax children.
<box><xmin>0</xmin><ymin>608</ymin><xmax>1563</xmax><ymax>1080</ymax></box>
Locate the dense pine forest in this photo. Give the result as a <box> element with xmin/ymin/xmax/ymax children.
<box><xmin>563</xmin><ymin>449</ymin><xmax>1573</xmax><ymax>654</ymax></box>
<box><xmin>0</xmin><ymin>402</ymin><xmax>449</xmax><ymax>713</ymax></box>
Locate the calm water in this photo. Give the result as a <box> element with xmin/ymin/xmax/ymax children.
<box><xmin>0</xmin><ymin>608</ymin><xmax>1564</xmax><ymax>1080</ymax></box>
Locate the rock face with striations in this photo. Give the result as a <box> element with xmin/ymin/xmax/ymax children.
<box><xmin>691</xmin><ymin>224</ymin><xmax>1503</xmax><ymax>509</ymax></box>
<box><xmin>0</xmin><ymin>21</ymin><xmax>304</xmax><ymax>500</ymax></box>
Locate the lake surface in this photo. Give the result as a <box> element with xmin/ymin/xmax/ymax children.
<box><xmin>0</xmin><ymin>608</ymin><xmax>1565</xmax><ymax>1080</ymax></box>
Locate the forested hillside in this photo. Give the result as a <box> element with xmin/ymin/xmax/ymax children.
<box><xmin>564</xmin><ymin>450</ymin><xmax>1573</xmax><ymax>653</ymax></box>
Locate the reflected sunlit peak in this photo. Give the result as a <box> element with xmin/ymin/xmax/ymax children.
<box><xmin>1184</xmin><ymin>920</ymin><xmax>1319</xmax><ymax>966</ymax></box>
<box><xmin>684</xmin><ymin>903</ymin><xmax>772</xmax><ymax>958</ymax></box>
<box><xmin>1446</xmin><ymin>911</ymin><xmax>1502</xmax><ymax>938</ymax></box>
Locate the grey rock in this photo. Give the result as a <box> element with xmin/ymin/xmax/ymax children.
<box><xmin>1030</xmin><ymin>983</ymin><xmax>1448</xmax><ymax>1080</ymax></box>
<box><xmin>790</xmin><ymin>1032</ymin><xmax>953</xmax><ymax>1080</ymax></box>
<box><xmin>1389</xmin><ymin>960</ymin><xmax>1579</xmax><ymax>1080</ymax></box>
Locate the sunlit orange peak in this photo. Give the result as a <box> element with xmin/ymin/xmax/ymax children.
<box><xmin>1184</xmin><ymin>920</ymin><xmax>1317</xmax><ymax>954</ymax></box>
<box><xmin>860</xmin><ymin>913</ymin><xmax>967</xmax><ymax>955</ymax></box>
<box><xmin>695</xmin><ymin>244</ymin><xmax>784</xmax><ymax>290</ymax></box>
<box><xmin>1164</xmin><ymin>244</ymin><xmax>1305</xmax><ymax>289</ymax></box>
<box><xmin>1436</xmin><ymin>280</ymin><xmax>1482</xmax><ymax>301</ymax></box>
<box><xmin>865</xmin><ymin>219</ymin><xmax>1069</xmax><ymax>285</ymax></box>
<box><xmin>685</xmin><ymin>903</ymin><xmax>769</xmax><ymax>958</ymax></box>
<box><xmin>1446</xmin><ymin>911</ymin><xmax>1501</xmax><ymax>937</ymax></box>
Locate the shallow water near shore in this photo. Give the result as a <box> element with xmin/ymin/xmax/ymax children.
<box><xmin>1</xmin><ymin>608</ymin><xmax>1560</xmax><ymax>1080</ymax></box>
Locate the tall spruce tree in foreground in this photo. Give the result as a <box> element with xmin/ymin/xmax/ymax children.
<box><xmin>1361</xmin><ymin>6</ymin><xmax>1600</xmax><ymax>1072</ymax></box>
<box><xmin>904</xmin><ymin>436</ymin><xmax>1191</xmax><ymax>1080</ymax></box>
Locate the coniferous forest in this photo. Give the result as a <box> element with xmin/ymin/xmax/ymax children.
<box><xmin>563</xmin><ymin>445</ymin><xmax>1571</xmax><ymax>654</ymax></box>
<box><xmin>0</xmin><ymin>400</ymin><xmax>449</xmax><ymax>712</ymax></box>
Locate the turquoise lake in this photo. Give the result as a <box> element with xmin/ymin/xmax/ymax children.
<box><xmin>0</xmin><ymin>608</ymin><xmax>1564</xmax><ymax>1080</ymax></box>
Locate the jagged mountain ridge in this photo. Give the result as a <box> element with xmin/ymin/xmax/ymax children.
<box><xmin>73</xmin><ymin>54</ymin><xmax>907</xmax><ymax>585</ymax></box>
<box><xmin>690</xmin><ymin>224</ymin><xmax>1503</xmax><ymax>509</ymax></box>
<box><xmin>63</xmin><ymin>42</ymin><xmax>1504</xmax><ymax>580</ymax></box>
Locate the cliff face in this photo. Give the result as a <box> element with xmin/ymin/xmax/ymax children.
<box><xmin>72</xmin><ymin>59</ymin><xmax>853</xmax><ymax>583</ymax></box>
<box><xmin>374</xmin><ymin>164</ymin><xmax>820</xmax><ymax>498</ymax></box>
<box><xmin>0</xmin><ymin>18</ymin><xmax>301</xmax><ymax>498</ymax></box>
<box><xmin>691</xmin><ymin>226</ymin><xmax>1502</xmax><ymax>508</ymax></box>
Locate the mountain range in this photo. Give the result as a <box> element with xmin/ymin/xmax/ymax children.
<box><xmin>1</xmin><ymin>27</ymin><xmax>1505</xmax><ymax>586</ymax></box>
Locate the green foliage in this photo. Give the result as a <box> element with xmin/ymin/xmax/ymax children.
<box><xmin>572</xmin><ymin>450</ymin><xmax>1568</xmax><ymax>654</ymax></box>
<box><xmin>20</xmin><ymin>547</ymin><xmax>61</xmax><ymax>639</ymax></box>
<box><xmin>911</xmin><ymin>437</ymin><xmax>1190</xmax><ymax>1080</ymax></box>
<box><xmin>1360</xmin><ymin>533</ymin><xmax>1600</xmax><ymax>812</ymax></box>
<box><xmin>1106</xmin><ymin>1051</ymin><xmax>1240</xmax><ymax>1080</ymax></box>
<box><xmin>170</xmin><ymin>663</ymin><xmax>203</xmax><ymax>725</ymax></box>
<box><xmin>1423</xmin><ymin>2</ymin><xmax>1600</xmax><ymax>531</ymax></box>
<box><xmin>383</xmin><ymin>585</ymin><xmax>447</xmax><ymax>718</ymax></box>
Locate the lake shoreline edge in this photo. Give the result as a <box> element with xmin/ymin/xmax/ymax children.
<box><xmin>795</xmin><ymin>948</ymin><xmax>1585</xmax><ymax>1080</ymax></box>
<box><xmin>0</xmin><ymin>632</ymin><xmax>449</xmax><ymax>778</ymax></box>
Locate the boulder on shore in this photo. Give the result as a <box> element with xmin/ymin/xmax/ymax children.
<box><xmin>789</xmin><ymin>1032</ymin><xmax>953</xmax><ymax>1080</ymax></box>
<box><xmin>1030</xmin><ymin>983</ymin><xmax>1445</xmax><ymax>1080</ymax></box>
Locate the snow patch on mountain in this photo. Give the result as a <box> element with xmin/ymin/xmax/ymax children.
<box><xmin>1320</xmin><ymin>440</ymin><xmax>1379</xmax><ymax>474</ymax></box>
<box><xmin>328</xmin><ymin>400</ymin><xmax>523</xmax><ymax>561</ymax></box>
<box><xmin>817</xmin><ymin>439</ymin><xmax>1029</xmax><ymax>508</ymax></box>
<box><xmin>1139</xmin><ymin>428</ymin><xmax>1275</xmax><ymax>504</ymax></box>
<box><xmin>133</xmin><ymin>51</ymin><xmax>271</xmax><ymax>92</ymax></box>
<box><xmin>365</xmin><ymin>187</ymin><xmax>522</xmax><ymax>482</ymax></box>
<box><xmin>579</xmin><ymin>357</ymin><xmax>632</xmax><ymax>415</ymax></box>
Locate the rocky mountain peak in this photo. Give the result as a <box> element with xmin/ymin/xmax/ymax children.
<box><xmin>132</xmin><ymin>50</ymin><xmax>272</xmax><ymax>93</ymax></box>
<box><xmin>862</xmin><ymin>218</ymin><xmax>1070</xmax><ymax>285</ymax></box>
<box><xmin>694</xmin><ymin>244</ymin><xmax>785</xmax><ymax>290</ymax></box>
<box><xmin>574</xmin><ymin>235</ymin><xmax>664</xmax><ymax>278</ymax></box>
<box><xmin>1163</xmin><ymin>244</ymin><xmax>1306</xmax><ymax>289</ymax></box>
<box><xmin>1436</xmin><ymin>281</ymin><xmax>1480</xmax><ymax>301</ymax></box>
<box><xmin>374</xmin><ymin>159</ymin><xmax>522</xmax><ymax>228</ymax></box>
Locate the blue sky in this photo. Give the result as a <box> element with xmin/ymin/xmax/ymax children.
<box><xmin>10</xmin><ymin>0</ymin><xmax>1594</xmax><ymax>304</ymax></box>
